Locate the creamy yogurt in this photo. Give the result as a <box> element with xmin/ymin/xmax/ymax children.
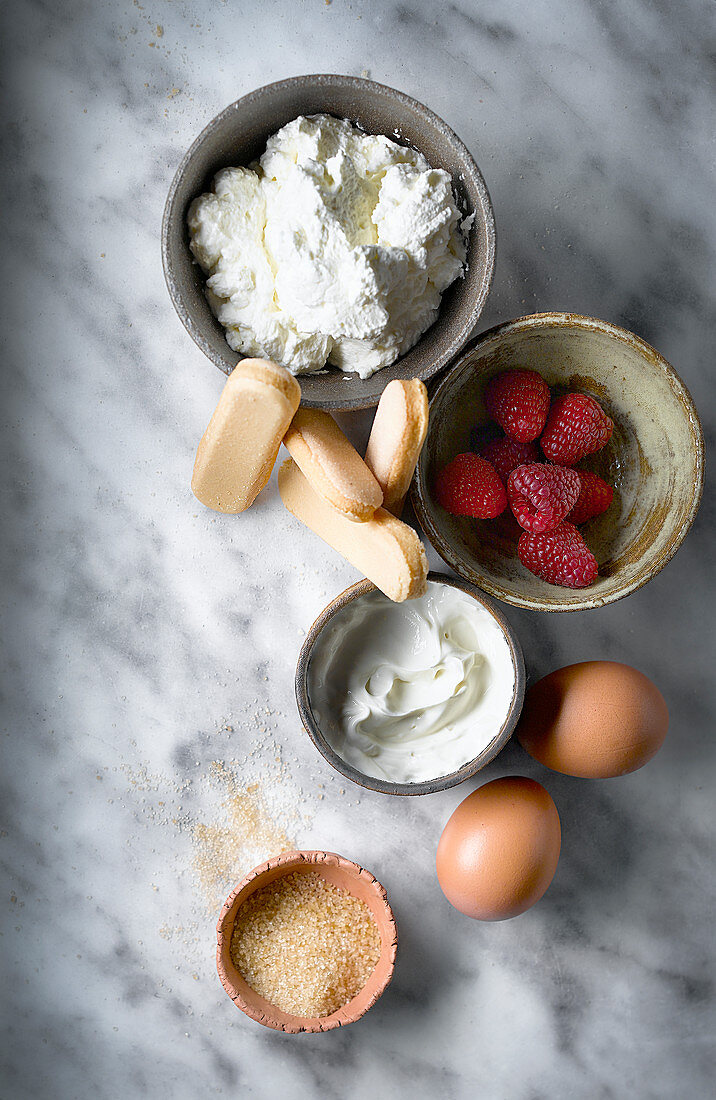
<box><xmin>187</xmin><ymin>114</ymin><xmax>467</xmax><ymax>379</ymax></box>
<box><xmin>308</xmin><ymin>582</ymin><xmax>516</xmax><ymax>784</ymax></box>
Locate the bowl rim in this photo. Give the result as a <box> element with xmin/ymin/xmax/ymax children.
<box><xmin>294</xmin><ymin>571</ymin><xmax>526</xmax><ymax>795</ymax></box>
<box><xmin>216</xmin><ymin>848</ymin><xmax>398</xmax><ymax>1033</ymax></box>
<box><xmin>161</xmin><ymin>73</ymin><xmax>496</xmax><ymax>412</ymax></box>
<box><xmin>411</xmin><ymin>310</ymin><xmax>705</xmax><ymax>613</ymax></box>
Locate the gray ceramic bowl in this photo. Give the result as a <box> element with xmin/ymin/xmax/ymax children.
<box><xmin>412</xmin><ymin>313</ymin><xmax>705</xmax><ymax>612</ymax></box>
<box><xmin>295</xmin><ymin>573</ymin><xmax>525</xmax><ymax>795</ymax></box>
<box><xmin>162</xmin><ymin>75</ymin><xmax>495</xmax><ymax>411</ymax></box>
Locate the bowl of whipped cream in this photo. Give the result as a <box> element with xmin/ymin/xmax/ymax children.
<box><xmin>296</xmin><ymin>574</ymin><xmax>525</xmax><ymax>795</ymax></box>
<box><xmin>162</xmin><ymin>75</ymin><xmax>495</xmax><ymax>410</ymax></box>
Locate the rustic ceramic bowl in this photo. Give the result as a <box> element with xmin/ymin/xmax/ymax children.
<box><xmin>162</xmin><ymin>74</ymin><xmax>495</xmax><ymax>411</ymax></box>
<box><xmin>412</xmin><ymin>313</ymin><xmax>704</xmax><ymax>612</ymax></box>
<box><xmin>295</xmin><ymin>573</ymin><xmax>525</xmax><ymax>795</ymax></box>
<box><xmin>216</xmin><ymin>849</ymin><xmax>397</xmax><ymax>1033</ymax></box>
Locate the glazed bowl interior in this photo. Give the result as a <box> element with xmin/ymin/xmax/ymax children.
<box><xmin>295</xmin><ymin>573</ymin><xmax>525</xmax><ymax>795</ymax></box>
<box><xmin>216</xmin><ymin>850</ymin><xmax>397</xmax><ymax>1033</ymax></box>
<box><xmin>412</xmin><ymin>313</ymin><xmax>704</xmax><ymax>612</ymax></box>
<box><xmin>162</xmin><ymin>74</ymin><xmax>495</xmax><ymax>411</ymax></box>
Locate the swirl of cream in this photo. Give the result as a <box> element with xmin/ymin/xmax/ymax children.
<box><xmin>309</xmin><ymin>582</ymin><xmax>515</xmax><ymax>783</ymax></box>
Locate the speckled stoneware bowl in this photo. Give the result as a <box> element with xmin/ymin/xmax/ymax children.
<box><xmin>216</xmin><ymin>849</ymin><xmax>397</xmax><ymax>1034</ymax></box>
<box><xmin>295</xmin><ymin>573</ymin><xmax>525</xmax><ymax>795</ymax></box>
<box><xmin>162</xmin><ymin>74</ymin><xmax>495</xmax><ymax>411</ymax></box>
<box><xmin>412</xmin><ymin>313</ymin><xmax>704</xmax><ymax>612</ymax></box>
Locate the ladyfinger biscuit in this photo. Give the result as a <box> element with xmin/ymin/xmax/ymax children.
<box><xmin>191</xmin><ymin>359</ymin><xmax>301</xmax><ymax>513</ymax></box>
<box><xmin>278</xmin><ymin>459</ymin><xmax>428</xmax><ymax>602</ymax></box>
<box><xmin>283</xmin><ymin>408</ymin><xmax>383</xmax><ymax>522</ymax></box>
<box><xmin>364</xmin><ymin>379</ymin><xmax>429</xmax><ymax>517</ymax></box>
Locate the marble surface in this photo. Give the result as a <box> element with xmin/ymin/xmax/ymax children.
<box><xmin>2</xmin><ymin>0</ymin><xmax>714</xmax><ymax>1096</ymax></box>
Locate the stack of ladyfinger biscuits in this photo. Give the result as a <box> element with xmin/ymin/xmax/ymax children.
<box><xmin>191</xmin><ymin>359</ymin><xmax>430</xmax><ymax>602</ymax></box>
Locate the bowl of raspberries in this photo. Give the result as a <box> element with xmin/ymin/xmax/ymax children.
<box><xmin>412</xmin><ymin>312</ymin><xmax>704</xmax><ymax>611</ymax></box>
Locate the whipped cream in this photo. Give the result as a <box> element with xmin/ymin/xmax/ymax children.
<box><xmin>188</xmin><ymin>114</ymin><xmax>467</xmax><ymax>379</ymax></box>
<box><xmin>308</xmin><ymin>582</ymin><xmax>516</xmax><ymax>784</ymax></box>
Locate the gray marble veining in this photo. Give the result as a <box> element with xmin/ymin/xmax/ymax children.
<box><xmin>1</xmin><ymin>0</ymin><xmax>714</xmax><ymax>1097</ymax></box>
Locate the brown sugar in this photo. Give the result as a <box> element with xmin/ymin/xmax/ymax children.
<box><xmin>230</xmin><ymin>872</ymin><xmax>382</xmax><ymax>1017</ymax></box>
<box><xmin>191</xmin><ymin>761</ymin><xmax>298</xmax><ymax>913</ymax></box>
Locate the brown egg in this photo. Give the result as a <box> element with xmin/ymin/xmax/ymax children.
<box><xmin>436</xmin><ymin>776</ymin><xmax>561</xmax><ymax>921</ymax></box>
<box><xmin>516</xmin><ymin>660</ymin><xmax>668</xmax><ymax>778</ymax></box>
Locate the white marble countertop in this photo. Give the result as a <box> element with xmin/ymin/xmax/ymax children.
<box><xmin>2</xmin><ymin>1</ymin><xmax>714</xmax><ymax>1096</ymax></box>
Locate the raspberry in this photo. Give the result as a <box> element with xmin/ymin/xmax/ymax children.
<box><xmin>484</xmin><ymin>369</ymin><xmax>551</xmax><ymax>443</ymax></box>
<box><xmin>568</xmin><ymin>470</ymin><xmax>614</xmax><ymax>524</ymax></box>
<box><xmin>434</xmin><ymin>453</ymin><xmax>507</xmax><ymax>519</ymax></box>
<box><xmin>507</xmin><ymin>463</ymin><xmax>581</xmax><ymax>533</ymax></box>
<box><xmin>518</xmin><ymin>522</ymin><xmax>599</xmax><ymax>588</ymax></box>
<box><xmin>479</xmin><ymin>437</ymin><xmax>540</xmax><ymax>485</ymax></box>
<box><xmin>540</xmin><ymin>394</ymin><xmax>613</xmax><ymax>465</ymax></box>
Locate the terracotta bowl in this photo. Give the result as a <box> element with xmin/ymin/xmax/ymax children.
<box><xmin>216</xmin><ymin>849</ymin><xmax>397</xmax><ymax>1033</ymax></box>
<box><xmin>412</xmin><ymin>313</ymin><xmax>704</xmax><ymax>612</ymax></box>
<box><xmin>161</xmin><ymin>74</ymin><xmax>495</xmax><ymax>411</ymax></box>
<box><xmin>295</xmin><ymin>573</ymin><xmax>525</xmax><ymax>795</ymax></box>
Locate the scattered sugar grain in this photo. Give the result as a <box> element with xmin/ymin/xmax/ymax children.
<box><xmin>230</xmin><ymin>871</ymin><xmax>381</xmax><ymax>1017</ymax></box>
<box><xmin>192</xmin><ymin>766</ymin><xmax>294</xmax><ymax>912</ymax></box>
